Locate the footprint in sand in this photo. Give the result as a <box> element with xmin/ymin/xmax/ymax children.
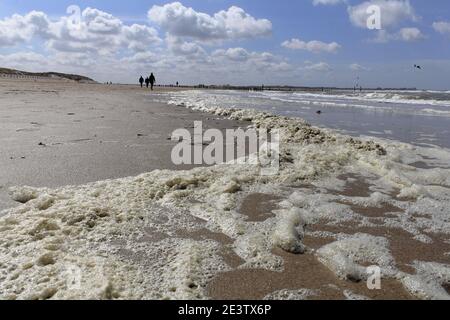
<box><xmin>65</xmin><ymin>138</ymin><xmax>94</xmax><ymax>144</ymax></box>
<box><xmin>16</xmin><ymin>128</ymin><xmax>40</xmax><ymax>133</ymax></box>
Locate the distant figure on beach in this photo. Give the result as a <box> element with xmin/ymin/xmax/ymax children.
<box><xmin>145</xmin><ymin>77</ymin><xmax>150</xmax><ymax>88</ymax></box>
<box><xmin>176</xmin><ymin>81</ymin><xmax>179</xmax><ymax>87</ymax></box>
<box><xmin>149</xmin><ymin>73</ymin><xmax>156</xmax><ymax>91</ymax></box>
<box><xmin>139</xmin><ymin>76</ymin><xmax>144</xmax><ymax>88</ymax></box>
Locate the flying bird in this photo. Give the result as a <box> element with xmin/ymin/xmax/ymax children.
<box><xmin>414</xmin><ymin>64</ymin><xmax>422</xmax><ymax>70</ymax></box>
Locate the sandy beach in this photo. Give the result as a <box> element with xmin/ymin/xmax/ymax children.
<box><xmin>0</xmin><ymin>79</ymin><xmax>248</xmax><ymax>211</ymax></box>
<box><xmin>0</xmin><ymin>79</ymin><xmax>449</xmax><ymax>300</ymax></box>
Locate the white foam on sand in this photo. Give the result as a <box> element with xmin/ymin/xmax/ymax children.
<box><xmin>316</xmin><ymin>233</ymin><xmax>397</xmax><ymax>282</ymax></box>
<box><xmin>400</xmin><ymin>261</ymin><xmax>450</xmax><ymax>300</ymax></box>
<box><xmin>270</xmin><ymin>208</ymin><xmax>305</xmax><ymax>254</ymax></box>
<box><xmin>264</xmin><ymin>288</ymin><xmax>319</xmax><ymax>300</ymax></box>
<box><xmin>343</xmin><ymin>290</ymin><xmax>371</xmax><ymax>300</ymax></box>
<box><xmin>1</xmin><ymin>91</ymin><xmax>450</xmax><ymax>299</ymax></box>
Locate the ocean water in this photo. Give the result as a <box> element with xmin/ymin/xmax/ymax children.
<box><xmin>156</xmin><ymin>89</ymin><xmax>450</xmax><ymax>149</ymax></box>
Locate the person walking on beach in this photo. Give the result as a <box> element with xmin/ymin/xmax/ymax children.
<box><xmin>149</xmin><ymin>73</ymin><xmax>156</xmax><ymax>91</ymax></box>
<box><xmin>139</xmin><ymin>76</ymin><xmax>144</xmax><ymax>88</ymax></box>
<box><xmin>145</xmin><ymin>77</ymin><xmax>150</xmax><ymax>89</ymax></box>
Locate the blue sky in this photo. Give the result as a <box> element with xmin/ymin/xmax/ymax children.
<box><xmin>1</xmin><ymin>0</ymin><xmax>450</xmax><ymax>89</ymax></box>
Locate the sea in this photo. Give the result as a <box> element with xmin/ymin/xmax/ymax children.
<box><xmin>156</xmin><ymin>89</ymin><xmax>450</xmax><ymax>149</ymax></box>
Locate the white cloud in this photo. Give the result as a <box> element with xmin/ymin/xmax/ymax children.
<box><xmin>303</xmin><ymin>62</ymin><xmax>332</xmax><ymax>72</ymax></box>
<box><xmin>350</xmin><ymin>63</ymin><xmax>371</xmax><ymax>71</ymax></box>
<box><xmin>313</xmin><ymin>0</ymin><xmax>346</xmax><ymax>6</ymax></box>
<box><xmin>0</xmin><ymin>5</ymin><xmax>290</xmax><ymax>85</ymax></box>
<box><xmin>166</xmin><ymin>35</ymin><xmax>207</xmax><ymax>60</ymax></box>
<box><xmin>148</xmin><ymin>2</ymin><xmax>272</xmax><ymax>42</ymax></box>
<box><xmin>209</xmin><ymin>48</ymin><xmax>293</xmax><ymax>75</ymax></box>
<box><xmin>0</xmin><ymin>51</ymin><xmax>48</xmax><ymax>66</ymax></box>
<box><xmin>121</xmin><ymin>51</ymin><xmax>158</xmax><ymax>64</ymax></box>
<box><xmin>371</xmin><ymin>27</ymin><xmax>425</xmax><ymax>42</ymax></box>
<box><xmin>398</xmin><ymin>27</ymin><xmax>425</xmax><ymax>41</ymax></box>
<box><xmin>282</xmin><ymin>38</ymin><xmax>341</xmax><ymax>53</ymax></box>
<box><xmin>0</xmin><ymin>11</ymin><xmax>51</xmax><ymax>46</ymax></box>
<box><xmin>433</xmin><ymin>21</ymin><xmax>450</xmax><ymax>36</ymax></box>
<box><xmin>122</xmin><ymin>24</ymin><xmax>163</xmax><ymax>52</ymax></box>
<box><xmin>82</xmin><ymin>8</ymin><xmax>122</xmax><ymax>35</ymax></box>
<box><xmin>348</xmin><ymin>0</ymin><xmax>417</xmax><ymax>29</ymax></box>
<box><xmin>212</xmin><ymin>47</ymin><xmax>250</xmax><ymax>61</ymax></box>
<box><xmin>0</xmin><ymin>8</ymin><xmax>161</xmax><ymax>55</ymax></box>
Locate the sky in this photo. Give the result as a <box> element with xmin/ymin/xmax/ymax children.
<box><xmin>0</xmin><ymin>0</ymin><xmax>449</xmax><ymax>89</ymax></box>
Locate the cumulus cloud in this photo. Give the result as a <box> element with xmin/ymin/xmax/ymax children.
<box><xmin>166</xmin><ymin>35</ymin><xmax>207</xmax><ymax>60</ymax></box>
<box><xmin>82</xmin><ymin>8</ymin><xmax>122</xmax><ymax>35</ymax></box>
<box><xmin>212</xmin><ymin>48</ymin><xmax>291</xmax><ymax>71</ymax></box>
<box><xmin>282</xmin><ymin>38</ymin><xmax>341</xmax><ymax>53</ymax></box>
<box><xmin>0</xmin><ymin>4</ymin><xmax>292</xmax><ymax>84</ymax></box>
<box><xmin>0</xmin><ymin>51</ymin><xmax>48</xmax><ymax>66</ymax></box>
<box><xmin>371</xmin><ymin>27</ymin><xmax>425</xmax><ymax>42</ymax></box>
<box><xmin>433</xmin><ymin>21</ymin><xmax>450</xmax><ymax>36</ymax></box>
<box><xmin>302</xmin><ymin>62</ymin><xmax>332</xmax><ymax>72</ymax></box>
<box><xmin>350</xmin><ymin>63</ymin><xmax>371</xmax><ymax>71</ymax></box>
<box><xmin>148</xmin><ymin>2</ymin><xmax>272</xmax><ymax>42</ymax></box>
<box><xmin>313</xmin><ymin>0</ymin><xmax>347</xmax><ymax>6</ymax></box>
<box><xmin>397</xmin><ymin>27</ymin><xmax>425</xmax><ymax>41</ymax></box>
<box><xmin>212</xmin><ymin>47</ymin><xmax>250</xmax><ymax>62</ymax></box>
<box><xmin>0</xmin><ymin>8</ymin><xmax>161</xmax><ymax>54</ymax></box>
<box><xmin>121</xmin><ymin>51</ymin><xmax>158</xmax><ymax>64</ymax></box>
<box><xmin>117</xmin><ymin>46</ymin><xmax>295</xmax><ymax>85</ymax></box>
<box><xmin>348</xmin><ymin>0</ymin><xmax>417</xmax><ymax>29</ymax></box>
<box><xmin>0</xmin><ymin>50</ymin><xmax>99</xmax><ymax>74</ymax></box>
<box><xmin>0</xmin><ymin>11</ymin><xmax>52</xmax><ymax>46</ymax></box>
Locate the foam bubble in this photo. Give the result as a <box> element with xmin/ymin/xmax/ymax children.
<box><xmin>272</xmin><ymin>208</ymin><xmax>306</xmax><ymax>254</ymax></box>
<box><xmin>264</xmin><ymin>288</ymin><xmax>318</xmax><ymax>300</ymax></box>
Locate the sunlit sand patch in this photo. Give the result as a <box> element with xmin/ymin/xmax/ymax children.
<box><xmin>326</xmin><ymin>174</ymin><xmax>373</xmax><ymax>198</ymax></box>
<box><xmin>239</xmin><ymin>193</ymin><xmax>281</xmax><ymax>222</ymax></box>
<box><xmin>207</xmin><ymin>247</ymin><xmax>413</xmax><ymax>300</ymax></box>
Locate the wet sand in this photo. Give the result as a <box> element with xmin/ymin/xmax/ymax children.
<box><xmin>0</xmin><ymin>79</ymin><xmax>249</xmax><ymax>211</ymax></box>
<box><xmin>207</xmin><ymin>175</ymin><xmax>449</xmax><ymax>300</ymax></box>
